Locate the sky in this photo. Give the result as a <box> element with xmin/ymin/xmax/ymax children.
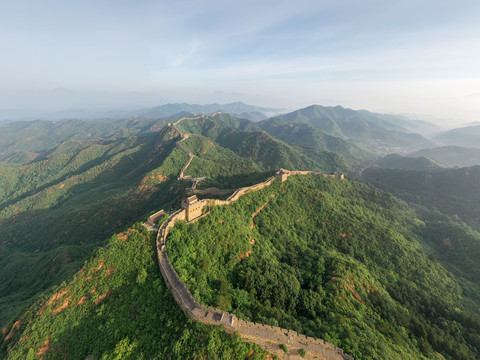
<box><xmin>1</xmin><ymin>0</ymin><xmax>480</xmax><ymax>125</ymax></box>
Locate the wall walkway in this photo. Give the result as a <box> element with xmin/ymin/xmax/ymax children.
<box><xmin>148</xmin><ymin>117</ymin><xmax>352</xmax><ymax>359</ymax></box>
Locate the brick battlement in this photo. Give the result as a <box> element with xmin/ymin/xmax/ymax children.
<box><xmin>152</xmin><ymin>171</ymin><xmax>351</xmax><ymax>359</ymax></box>
<box><xmin>148</xmin><ymin>117</ymin><xmax>351</xmax><ymax>359</ymax></box>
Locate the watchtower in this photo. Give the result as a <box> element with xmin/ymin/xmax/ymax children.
<box><xmin>276</xmin><ymin>168</ymin><xmax>289</xmax><ymax>182</ymax></box>
<box><xmin>181</xmin><ymin>195</ymin><xmax>203</xmax><ymax>222</ymax></box>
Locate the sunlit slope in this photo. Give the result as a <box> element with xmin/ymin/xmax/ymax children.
<box><xmin>260</xmin><ymin>105</ymin><xmax>435</xmax><ymax>154</ymax></box>
<box><xmin>0</xmin><ymin>126</ymin><xmax>188</xmax><ymax>327</ymax></box>
<box><xmin>1</xmin><ymin>224</ymin><xmax>269</xmax><ymax>360</ymax></box>
<box><xmin>175</xmin><ymin>115</ymin><xmax>355</xmax><ymax>173</ymax></box>
<box><xmin>167</xmin><ymin>175</ymin><xmax>480</xmax><ymax>360</ymax></box>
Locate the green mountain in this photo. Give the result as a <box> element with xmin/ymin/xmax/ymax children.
<box><xmin>362</xmin><ymin>166</ymin><xmax>480</xmax><ymax>230</ymax></box>
<box><xmin>0</xmin><ymin>127</ymin><xmax>190</xmax><ymax>327</ymax></box>
<box><xmin>204</xmin><ymin>113</ymin><xmax>263</xmax><ymax>132</ymax></box>
<box><xmin>0</xmin><ymin>118</ymin><xmax>166</xmax><ymax>164</ymax></box>
<box><xmin>138</xmin><ymin>102</ymin><xmax>280</xmax><ymax>119</ymax></box>
<box><xmin>0</xmin><ymin>115</ymin><xmax>354</xmax><ymax>330</ymax></box>
<box><xmin>258</xmin><ymin>121</ymin><xmax>374</xmax><ymax>164</ymax></box>
<box><xmin>260</xmin><ymin>105</ymin><xmax>435</xmax><ymax>153</ymax></box>
<box><xmin>2</xmin><ymin>107</ymin><xmax>480</xmax><ymax>360</ymax></box>
<box><xmin>166</xmin><ymin>174</ymin><xmax>480</xmax><ymax>359</ymax></box>
<box><xmin>434</xmin><ymin>125</ymin><xmax>480</xmax><ymax>149</ymax></box>
<box><xmin>237</xmin><ymin>111</ymin><xmax>268</xmax><ymax>122</ymax></box>
<box><xmin>373</xmin><ymin>154</ymin><xmax>445</xmax><ymax>171</ymax></box>
<box><xmin>408</xmin><ymin>146</ymin><xmax>480</xmax><ymax>167</ymax></box>
<box><xmin>174</xmin><ymin>115</ymin><xmax>355</xmax><ymax>173</ymax></box>
<box><xmin>1</xmin><ymin>224</ymin><xmax>268</xmax><ymax>360</ymax></box>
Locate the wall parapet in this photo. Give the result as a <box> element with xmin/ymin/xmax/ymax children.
<box><xmin>152</xmin><ymin>170</ymin><xmax>351</xmax><ymax>359</ymax></box>
<box><xmin>150</xmin><ymin>116</ymin><xmax>351</xmax><ymax>359</ymax></box>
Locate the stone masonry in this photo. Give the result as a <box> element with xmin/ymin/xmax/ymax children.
<box><xmin>148</xmin><ymin>116</ymin><xmax>351</xmax><ymax>359</ymax></box>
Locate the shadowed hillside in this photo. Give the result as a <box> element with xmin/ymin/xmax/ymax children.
<box><xmin>260</xmin><ymin>105</ymin><xmax>435</xmax><ymax>154</ymax></box>
<box><xmin>362</xmin><ymin>166</ymin><xmax>480</xmax><ymax>230</ymax></box>
<box><xmin>408</xmin><ymin>146</ymin><xmax>480</xmax><ymax>167</ymax></box>
<box><xmin>1</xmin><ymin>224</ymin><xmax>269</xmax><ymax>360</ymax></box>
<box><xmin>0</xmin><ymin>126</ymin><xmax>189</xmax><ymax>326</ymax></box>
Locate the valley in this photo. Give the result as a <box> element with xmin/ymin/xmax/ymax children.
<box><xmin>1</xmin><ymin>106</ymin><xmax>480</xmax><ymax>360</ymax></box>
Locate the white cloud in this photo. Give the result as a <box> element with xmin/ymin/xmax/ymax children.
<box><xmin>169</xmin><ymin>40</ymin><xmax>200</xmax><ymax>67</ymax></box>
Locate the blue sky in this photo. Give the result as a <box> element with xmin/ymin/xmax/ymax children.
<box><xmin>1</xmin><ymin>0</ymin><xmax>480</xmax><ymax>123</ymax></box>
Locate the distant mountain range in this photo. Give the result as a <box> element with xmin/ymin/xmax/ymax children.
<box><xmin>408</xmin><ymin>146</ymin><xmax>480</xmax><ymax>167</ymax></box>
<box><xmin>0</xmin><ymin>102</ymin><xmax>282</xmax><ymax>122</ymax></box>
<box><xmin>137</xmin><ymin>102</ymin><xmax>280</xmax><ymax>120</ymax></box>
<box><xmin>373</xmin><ymin>153</ymin><xmax>445</xmax><ymax>171</ymax></box>
<box><xmin>259</xmin><ymin>105</ymin><xmax>435</xmax><ymax>154</ymax></box>
<box><xmin>2</xmin><ymin>103</ymin><xmax>480</xmax><ymax>360</ymax></box>
<box><xmin>433</xmin><ymin>125</ymin><xmax>480</xmax><ymax>148</ymax></box>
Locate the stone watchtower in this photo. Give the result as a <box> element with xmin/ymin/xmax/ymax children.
<box><xmin>181</xmin><ymin>195</ymin><xmax>203</xmax><ymax>222</ymax></box>
<box><xmin>276</xmin><ymin>168</ymin><xmax>290</xmax><ymax>182</ymax></box>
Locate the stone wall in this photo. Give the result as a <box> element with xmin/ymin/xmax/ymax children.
<box><xmin>192</xmin><ymin>188</ymin><xmax>233</xmax><ymax>196</ymax></box>
<box><xmin>151</xmin><ymin>117</ymin><xmax>351</xmax><ymax>359</ymax></box>
<box><xmin>153</xmin><ymin>173</ymin><xmax>353</xmax><ymax>360</ymax></box>
<box><xmin>143</xmin><ymin>209</ymin><xmax>166</xmax><ymax>231</ymax></box>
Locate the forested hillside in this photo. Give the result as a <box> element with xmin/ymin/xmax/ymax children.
<box><xmin>408</xmin><ymin>146</ymin><xmax>480</xmax><ymax>167</ymax></box>
<box><xmin>258</xmin><ymin>121</ymin><xmax>374</xmax><ymax>164</ymax></box>
<box><xmin>0</xmin><ymin>126</ymin><xmax>188</xmax><ymax>327</ymax></box>
<box><xmin>167</xmin><ymin>175</ymin><xmax>480</xmax><ymax>359</ymax></box>
<box><xmin>0</xmin><ymin>115</ymin><xmax>354</xmax><ymax>331</ymax></box>
<box><xmin>259</xmin><ymin>105</ymin><xmax>435</xmax><ymax>154</ymax></box>
<box><xmin>362</xmin><ymin>166</ymin><xmax>480</xmax><ymax>230</ymax></box>
<box><xmin>174</xmin><ymin>115</ymin><xmax>356</xmax><ymax>173</ymax></box>
<box><xmin>372</xmin><ymin>154</ymin><xmax>445</xmax><ymax>171</ymax></box>
<box><xmin>2</xmin><ymin>107</ymin><xmax>480</xmax><ymax>360</ymax></box>
<box><xmin>1</xmin><ymin>224</ymin><xmax>268</xmax><ymax>360</ymax></box>
<box><xmin>0</xmin><ymin>118</ymin><xmax>169</xmax><ymax>164</ymax></box>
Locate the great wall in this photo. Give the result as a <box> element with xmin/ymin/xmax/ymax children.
<box><xmin>144</xmin><ymin>115</ymin><xmax>352</xmax><ymax>359</ymax></box>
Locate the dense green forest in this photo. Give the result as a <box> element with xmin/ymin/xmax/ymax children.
<box><xmin>167</xmin><ymin>175</ymin><xmax>480</xmax><ymax>360</ymax></box>
<box><xmin>408</xmin><ymin>146</ymin><xmax>480</xmax><ymax>167</ymax></box>
<box><xmin>0</xmin><ymin>116</ymin><xmax>353</xmax><ymax>331</ymax></box>
<box><xmin>1</xmin><ymin>223</ymin><xmax>269</xmax><ymax>360</ymax></box>
<box><xmin>362</xmin><ymin>166</ymin><xmax>480</xmax><ymax>230</ymax></box>
<box><xmin>2</xmin><ymin>106</ymin><xmax>480</xmax><ymax>360</ymax></box>
<box><xmin>175</xmin><ymin>116</ymin><xmax>356</xmax><ymax>173</ymax></box>
<box><xmin>0</xmin><ymin>127</ymin><xmax>190</xmax><ymax>328</ymax></box>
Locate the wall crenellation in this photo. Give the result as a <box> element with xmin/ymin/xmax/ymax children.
<box><xmin>148</xmin><ymin>117</ymin><xmax>351</xmax><ymax>360</ymax></box>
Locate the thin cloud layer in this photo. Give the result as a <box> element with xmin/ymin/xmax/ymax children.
<box><xmin>0</xmin><ymin>0</ymin><xmax>479</xmax><ymax>123</ymax></box>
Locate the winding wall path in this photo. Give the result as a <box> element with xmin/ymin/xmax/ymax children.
<box><xmin>173</xmin><ymin>117</ymin><xmax>206</xmax><ymax>189</ymax></box>
<box><xmin>148</xmin><ymin>117</ymin><xmax>352</xmax><ymax>360</ymax></box>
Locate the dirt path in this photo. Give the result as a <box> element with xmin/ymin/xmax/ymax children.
<box><xmin>251</xmin><ymin>194</ymin><xmax>275</xmax><ymax>229</ymax></box>
<box><xmin>145</xmin><ymin>117</ymin><xmax>351</xmax><ymax>360</ymax></box>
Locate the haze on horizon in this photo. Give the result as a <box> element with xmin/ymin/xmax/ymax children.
<box><xmin>1</xmin><ymin>0</ymin><xmax>480</xmax><ymax>126</ymax></box>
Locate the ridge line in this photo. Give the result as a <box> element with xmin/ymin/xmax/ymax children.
<box><xmin>145</xmin><ymin>117</ymin><xmax>350</xmax><ymax>359</ymax></box>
